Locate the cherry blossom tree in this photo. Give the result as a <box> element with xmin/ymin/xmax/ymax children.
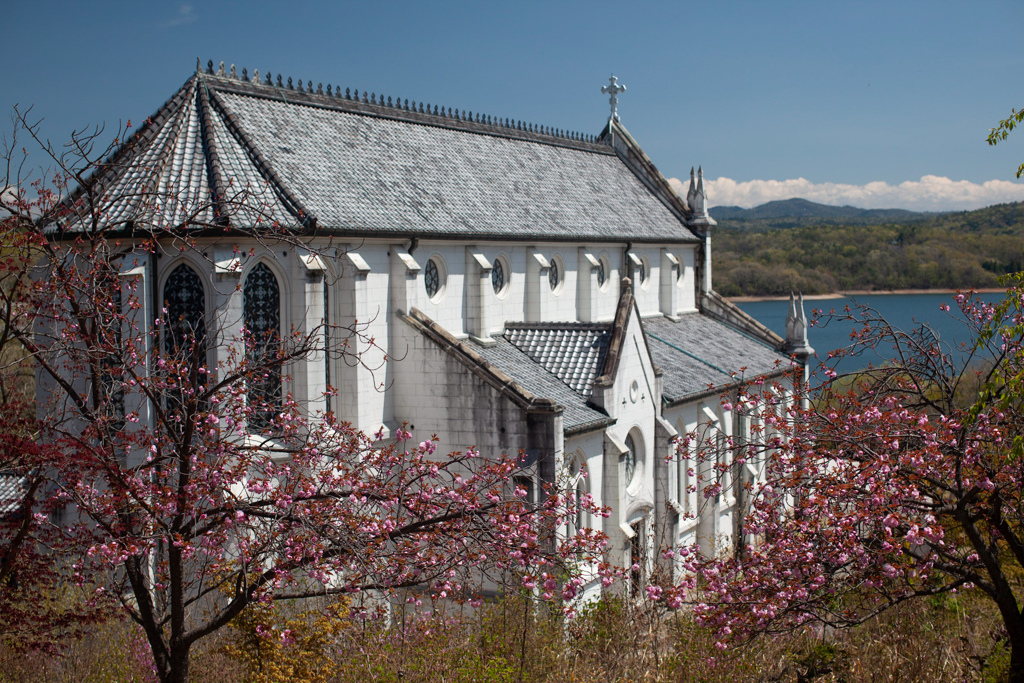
<box><xmin>0</xmin><ymin>110</ymin><xmax>606</xmax><ymax>683</ymax></box>
<box><xmin>665</xmin><ymin>282</ymin><xmax>1024</xmax><ymax>681</ymax></box>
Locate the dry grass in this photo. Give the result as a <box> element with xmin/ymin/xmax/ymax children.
<box><xmin>0</xmin><ymin>590</ymin><xmax>1010</xmax><ymax>683</ymax></box>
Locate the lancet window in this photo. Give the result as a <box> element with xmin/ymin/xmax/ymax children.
<box><xmin>163</xmin><ymin>264</ymin><xmax>207</xmax><ymax>355</ymax></box>
<box><xmin>162</xmin><ymin>263</ymin><xmax>207</xmax><ymax>420</ymax></box>
<box><xmin>243</xmin><ymin>263</ymin><xmax>282</xmax><ymax>430</ymax></box>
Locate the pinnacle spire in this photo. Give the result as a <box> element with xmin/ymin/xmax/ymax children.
<box><xmin>784</xmin><ymin>292</ymin><xmax>814</xmax><ymax>358</ymax></box>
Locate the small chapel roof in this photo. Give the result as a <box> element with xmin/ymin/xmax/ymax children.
<box><xmin>503</xmin><ymin>323</ymin><xmax>612</xmax><ymax>398</ymax></box>
<box><xmin>55</xmin><ymin>61</ymin><xmax>698</xmax><ymax>243</ymax></box>
<box><xmin>474</xmin><ymin>340</ymin><xmax>615</xmax><ymax>435</ymax></box>
<box><xmin>644</xmin><ymin>313</ymin><xmax>792</xmax><ymax>404</ymax></box>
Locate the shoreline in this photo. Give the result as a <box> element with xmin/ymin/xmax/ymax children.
<box><xmin>727</xmin><ymin>288</ymin><xmax>1007</xmax><ymax>303</ymax></box>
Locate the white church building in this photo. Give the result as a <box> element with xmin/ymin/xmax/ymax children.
<box><xmin>41</xmin><ymin>61</ymin><xmax>813</xmax><ymax>588</ymax></box>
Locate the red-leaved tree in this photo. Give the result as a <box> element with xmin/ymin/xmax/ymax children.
<box><xmin>665</xmin><ymin>283</ymin><xmax>1024</xmax><ymax>681</ymax></box>
<box><xmin>0</xmin><ymin>110</ymin><xmax>607</xmax><ymax>683</ymax></box>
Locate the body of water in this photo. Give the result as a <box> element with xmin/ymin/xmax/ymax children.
<box><xmin>735</xmin><ymin>291</ymin><xmax>1008</xmax><ymax>377</ymax></box>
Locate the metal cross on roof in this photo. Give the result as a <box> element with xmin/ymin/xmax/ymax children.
<box><xmin>601</xmin><ymin>74</ymin><xmax>626</xmax><ymax>122</ymax></box>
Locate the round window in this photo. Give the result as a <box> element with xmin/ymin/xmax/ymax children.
<box><xmin>548</xmin><ymin>259</ymin><xmax>560</xmax><ymax>291</ymax></box>
<box><xmin>491</xmin><ymin>258</ymin><xmax>505</xmax><ymax>294</ymax></box>
<box><xmin>597</xmin><ymin>260</ymin><xmax>606</xmax><ymax>288</ymax></box>
<box><xmin>623</xmin><ymin>433</ymin><xmax>637</xmax><ymax>486</ymax></box>
<box><xmin>424</xmin><ymin>257</ymin><xmax>446</xmax><ymax>302</ymax></box>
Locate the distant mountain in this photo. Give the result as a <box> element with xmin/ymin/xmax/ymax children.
<box><xmin>711</xmin><ymin>198</ymin><xmax>937</xmax><ymax>229</ymax></box>
<box><xmin>711</xmin><ymin>200</ymin><xmax>1024</xmax><ymax>297</ymax></box>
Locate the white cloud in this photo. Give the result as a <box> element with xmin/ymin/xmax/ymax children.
<box><xmin>667</xmin><ymin>175</ymin><xmax>1024</xmax><ymax>212</ymax></box>
<box><xmin>162</xmin><ymin>4</ymin><xmax>196</xmax><ymax>28</ymax></box>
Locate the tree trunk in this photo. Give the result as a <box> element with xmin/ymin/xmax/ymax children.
<box><xmin>159</xmin><ymin>643</ymin><xmax>191</xmax><ymax>683</ymax></box>
<box><xmin>1009</xmin><ymin>634</ymin><xmax>1024</xmax><ymax>683</ymax></box>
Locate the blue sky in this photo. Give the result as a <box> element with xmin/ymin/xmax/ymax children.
<box><xmin>2</xmin><ymin>0</ymin><xmax>1023</xmax><ymax>211</ymax></box>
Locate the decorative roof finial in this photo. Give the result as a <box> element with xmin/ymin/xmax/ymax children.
<box><xmin>601</xmin><ymin>74</ymin><xmax>626</xmax><ymax>122</ymax></box>
<box><xmin>784</xmin><ymin>292</ymin><xmax>814</xmax><ymax>359</ymax></box>
<box><xmin>696</xmin><ymin>166</ymin><xmax>705</xmax><ymax>207</ymax></box>
<box><xmin>217</xmin><ymin>61</ymin><xmax>226</xmax><ymax>77</ymax></box>
<box><xmin>687</xmin><ymin>165</ymin><xmax>717</xmax><ymax>229</ymax></box>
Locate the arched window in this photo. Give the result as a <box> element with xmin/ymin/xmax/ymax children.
<box><xmin>623</xmin><ymin>432</ymin><xmax>638</xmax><ymax>486</ymax></box>
<box><xmin>675</xmin><ymin>425</ymin><xmax>692</xmax><ymax>515</ymax></box>
<box><xmin>244</xmin><ymin>263</ymin><xmax>282</xmax><ymax>430</ymax></box>
<box><xmin>163</xmin><ymin>263</ymin><xmax>207</xmax><ymax>421</ymax></box>
<box><xmin>163</xmin><ymin>263</ymin><xmax>207</xmax><ymax>356</ymax></box>
<box><xmin>567</xmin><ymin>453</ymin><xmax>589</xmax><ymax>543</ymax></box>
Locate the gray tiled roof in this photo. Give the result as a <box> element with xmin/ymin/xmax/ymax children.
<box><xmin>56</xmin><ymin>72</ymin><xmax>698</xmax><ymax>243</ymax></box>
<box><xmin>504</xmin><ymin>323</ymin><xmax>611</xmax><ymax>398</ymax></box>
<box><xmin>475</xmin><ymin>339</ymin><xmax>613</xmax><ymax>434</ymax></box>
<box><xmin>0</xmin><ymin>473</ymin><xmax>28</xmax><ymax>516</ymax></box>
<box><xmin>643</xmin><ymin>313</ymin><xmax>791</xmax><ymax>403</ymax></box>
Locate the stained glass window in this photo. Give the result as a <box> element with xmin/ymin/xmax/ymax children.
<box><xmin>491</xmin><ymin>258</ymin><xmax>505</xmax><ymax>294</ymax></box>
<box><xmin>548</xmin><ymin>259</ymin><xmax>560</xmax><ymax>291</ymax></box>
<box><xmin>163</xmin><ymin>263</ymin><xmax>207</xmax><ymax>421</ymax></box>
<box><xmin>597</xmin><ymin>260</ymin><xmax>606</xmax><ymax>288</ymax></box>
<box><xmin>244</xmin><ymin>263</ymin><xmax>282</xmax><ymax>430</ymax></box>
<box><xmin>425</xmin><ymin>258</ymin><xmax>440</xmax><ymax>299</ymax></box>
<box><xmin>164</xmin><ymin>264</ymin><xmax>207</xmax><ymax>355</ymax></box>
<box><xmin>103</xmin><ymin>283</ymin><xmax>125</xmax><ymax>428</ymax></box>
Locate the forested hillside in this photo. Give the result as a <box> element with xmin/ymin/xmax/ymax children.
<box><xmin>711</xmin><ymin>201</ymin><xmax>1024</xmax><ymax>296</ymax></box>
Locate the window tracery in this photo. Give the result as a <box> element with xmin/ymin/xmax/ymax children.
<box><xmin>244</xmin><ymin>262</ymin><xmax>282</xmax><ymax>430</ymax></box>
<box><xmin>425</xmin><ymin>258</ymin><xmax>439</xmax><ymax>298</ymax></box>
<box><xmin>163</xmin><ymin>263</ymin><xmax>207</xmax><ymax>421</ymax></box>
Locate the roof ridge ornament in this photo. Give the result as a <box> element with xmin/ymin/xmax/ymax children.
<box><xmin>601</xmin><ymin>74</ymin><xmax>626</xmax><ymax>122</ymax></box>
<box><xmin>194</xmin><ymin>59</ymin><xmax>596</xmax><ymax>144</ymax></box>
<box><xmin>784</xmin><ymin>292</ymin><xmax>814</xmax><ymax>359</ymax></box>
<box><xmin>687</xmin><ymin>165</ymin><xmax>717</xmax><ymax>229</ymax></box>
